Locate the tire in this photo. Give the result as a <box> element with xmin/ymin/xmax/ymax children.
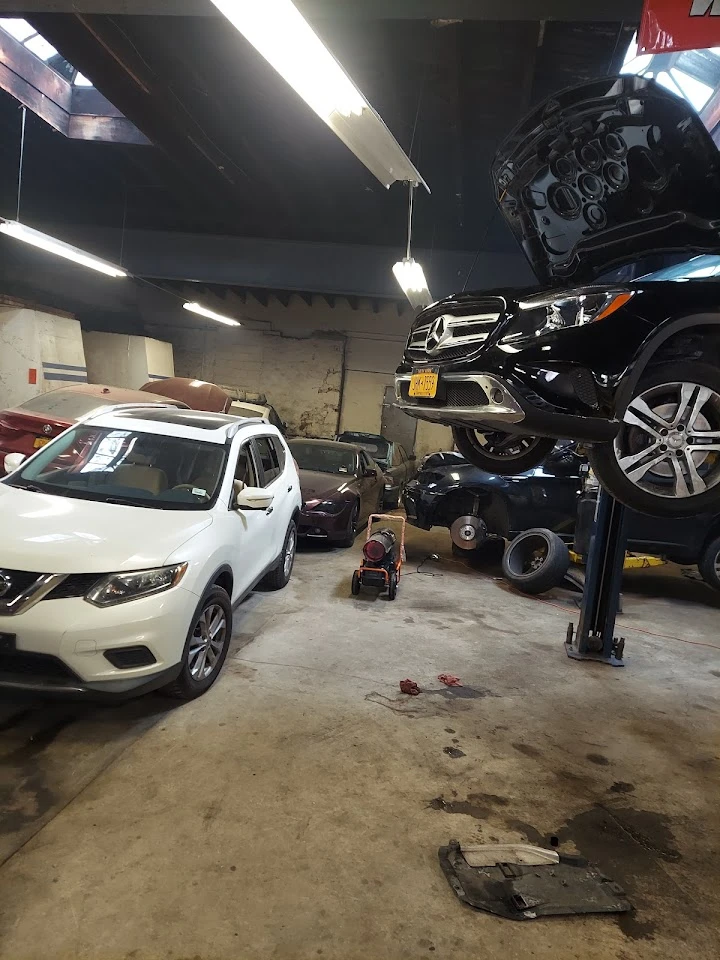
<box><xmin>160</xmin><ymin>586</ymin><xmax>232</xmax><ymax>701</ymax></box>
<box><xmin>339</xmin><ymin>501</ymin><xmax>360</xmax><ymax>548</ymax></box>
<box><xmin>589</xmin><ymin>362</ymin><xmax>720</xmax><ymax>518</ymax></box>
<box><xmin>388</xmin><ymin>570</ymin><xmax>398</xmax><ymax>600</ymax></box>
<box><xmin>351</xmin><ymin>570</ymin><xmax>361</xmax><ymax>595</ymax></box>
<box><xmin>698</xmin><ymin>534</ymin><xmax>720</xmax><ymax>592</ymax></box>
<box><xmin>453</xmin><ymin>427</ymin><xmax>556</xmax><ymax>475</ymax></box>
<box><xmin>262</xmin><ymin>521</ymin><xmax>297</xmax><ymax>589</ymax></box>
<box><xmin>502</xmin><ymin>528</ymin><xmax>570</xmax><ymax>595</ymax></box>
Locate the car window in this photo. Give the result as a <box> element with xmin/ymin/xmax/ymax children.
<box><xmin>398</xmin><ymin>446</ymin><xmax>408</xmax><ymax>463</ymax></box>
<box><xmin>7</xmin><ymin>425</ymin><xmax>227</xmax><ymax>510</ymax></box>
<box><xmin>289</xmin><ymin>441</ymin><xmax>356</xmax><ymax>475</ymax></box>
<box><xmin>391</xmin><ymin>446</ymin><xmax>404</xmax><ymax>467</ymax></box>
<box><xmin>359</xmin><ymin>451</ymin><xmax>374</xmax><ymax>474</ymax></box>
<box><xmin>269</xmin><ymin>435</ymin><xmax>286</xmax><ymax>472</ymax></box>
<box><xmin>253</xmin><ymin>436</ymin><xmax>282</xmax><ymax>486</ymax></box>
<box><xmin>234</xmin><ymin>443</ymin><xmax>257</xmax><ymax>488</ymax></box>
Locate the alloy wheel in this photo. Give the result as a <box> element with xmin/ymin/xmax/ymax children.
<box><xmin>188</xmin><ymin>603</ymin><xmax>227</xmax><ymax>681</ymax></box>
<box><xmin>615</xmin><ymin>381</ymin><xmax>720</xmax><ymax>500</ymax></box>
<box><xmin>474</xmin><ymin>431</ymin><xmax>542</xmax><ymax>460</ymax></box>
<box><xmin>283</xmin><ymin>527</ymin><xmax>297</xmax><ymax>579</ymax></box>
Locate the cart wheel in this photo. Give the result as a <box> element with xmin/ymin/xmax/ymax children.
<box><xmin>388</xmin><ymin>570</ymin><xmax>398</xmax><ymax>601</ymax></box>
<box><xmin>351</xmin><ymin>570</ymin><xmax>361</xmax><ymax>596</ymax></box>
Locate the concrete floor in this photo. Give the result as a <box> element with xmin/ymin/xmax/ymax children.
<box><xmin>1</xmin><ymin>523</ymin><xmax>719</xmax><ymax>960</ymax></box>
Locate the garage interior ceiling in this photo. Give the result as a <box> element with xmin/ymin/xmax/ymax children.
<box><xmin>0</xmin><ymin>0</ymin><xmax>645</xmax><ymax>327</ymax></box>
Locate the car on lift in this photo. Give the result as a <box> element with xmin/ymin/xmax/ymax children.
<box><xmin>0</xmin><ymin>407</ymin><xmax>301</xmax><ymax>700</ymax></box>
<box><xmin>395</xmin><ymin>75</ymin><xmax>720</xmax><ymax>519</ymax></box>
<box><xmin>402</xmin><ymin>445</ymin><xmax>720</xmax><ymax>591</ymax></box>
<box><xmin>0</xmin><ymin>384</ymin><xmax>187</xmax><ymax>475</ymax></box>
<box><xmin>290</xmin><ymin>438</ymin><xmax>386</xmax><ymax>546</ymax></box>
<box><xmin>335</xmin><ymin>431</ymin><xmax>417</xmax><ymax>507</ymax></box>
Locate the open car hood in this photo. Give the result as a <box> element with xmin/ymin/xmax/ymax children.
<box><xmin>492</xmin><ymin>75</ymin><xmax>720</xmax><ymax>286</ymax></box>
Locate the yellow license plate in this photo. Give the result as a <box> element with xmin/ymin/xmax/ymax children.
<box><xmin>409</xmin><ymin>369</ymin><xmax>439</xmax><ymax>398</ymax></box>
<box><xmin>33</xmin><ymin>437</ymin><xmax>50</xmax><ymax>449</ymax></box>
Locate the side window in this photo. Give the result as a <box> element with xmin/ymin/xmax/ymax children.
<box><xmin>359</xmin><ymin>451</ymin><xmax>372</xmax><ymax>475</ymax></box>
<box><xmin>234</xmin><ymin>443</ymin><xmax>257</xmax><ymax>489</ymax></box>
<box><xmin>269</xmin><ymin>435</ymin><xmax>286</xmax><ymax>472</ymax></box>
<box><xmin>253</xmin><ymin>436</ymin><xmax>282</xmax><ymax>486</ymax></box>
<box><xmin>398</xmin><ymin>446</ymin><xmax>408</xmax><ymax>464</ymax></box>
<box><xmin>391</xmin><ymin>446</ymin><xmax>403</xmax><ymax>467</ymax></box>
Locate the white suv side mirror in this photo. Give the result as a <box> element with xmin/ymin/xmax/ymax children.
<box><xmin>235</xmin><ymin>487</ymin><xmax>274</xmax><ymax>511</ymax></box>
<box><xmin>4</xmin><ymin>452</ymin><xmax>26</xmax><ymax>474</ymax></box>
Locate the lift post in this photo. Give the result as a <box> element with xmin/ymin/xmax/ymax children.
<box><xmin>565</xmin><ymin>488</ymin><xmax>627</xmax><ymax>667</ymax></box>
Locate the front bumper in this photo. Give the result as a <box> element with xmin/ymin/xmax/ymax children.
<box><xmin>297</xmin><ymin>503</ymin><xmax>352</xmax><ymax>540</ymax></box>
<box><xmin>395</xmin><ymin>371</ymin><xmax>617</xmax><ymax>443</ymax></box>
<box><xmin>0</xmin><ymin>586</ymin><xmax>199</xmax><ymax>697</ymax></box>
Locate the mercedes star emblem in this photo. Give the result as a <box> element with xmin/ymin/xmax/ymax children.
<box><xmin>425</xmin><ymin>315</ymin><xmax>452</xmax><ymax>355</ymax></box>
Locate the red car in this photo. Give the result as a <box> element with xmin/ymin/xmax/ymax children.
<box><xmin>0</xmin><ymin>384</ymin><xmax>185</xmax><ymax>474</ymax></box>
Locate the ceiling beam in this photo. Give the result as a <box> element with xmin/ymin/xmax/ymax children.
<box><xmin>0</xmin><ymin>0</ymin><xmax>642</xmax><ymax>20</ymax></box>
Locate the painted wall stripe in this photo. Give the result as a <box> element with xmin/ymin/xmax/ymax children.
<box><xmin>148</xmin><ymin>374</ymin><xmax>169</xmax><ymax>380</ymax></box>
<box><xmin>42</xmin><ymin>373</ymin><xmax>89</xmax><ymax>382</ymax></box>
<box><xmin>41</xmin><ymin>361</ymin><xmax>88</xmax><ymax>372</ymax></box>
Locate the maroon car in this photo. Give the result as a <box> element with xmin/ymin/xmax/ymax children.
<box><xmin>0</xmin><ymin>384</ymin><xmax>188</xmax><ymax>475</ymax></box>
<box><xmin>289</xmin><ymin>438</ymin><xmax>386</xmax><ymax>547</ymax></box>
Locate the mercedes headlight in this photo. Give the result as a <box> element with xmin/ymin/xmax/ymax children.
<box><xmin>512</xmin><ymin>289</ymin><xmax>634</xmax><ymax>340</ymax></box>
<box><xmin>86</xmin><ymin>563</ymin><xmax>188</xmax><ymax>607</ymax></box>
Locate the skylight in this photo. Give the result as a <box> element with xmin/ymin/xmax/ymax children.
<box><xmin>621</xmin><ymin>32</ymin><xmax>717</xmax><ymax>114</ymax></box>
<box><xmin>0</xmin><ymin>17</ymin><xmax>93</xmax><ymax>87</ymax></box>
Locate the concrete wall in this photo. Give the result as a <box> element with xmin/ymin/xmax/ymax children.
<box><xmin>147</xmin><ymin>292</ymin><xmax>453</xmax><ymax>457</ymax></box>
<box><xmin>83</xmin><ymin>332</ymin><xmax>174</xmax><ymax>388</ymax></box>
<box><xmin>0</xmin><ymin>303</ymin><xmax>87</xmax><ymax>408</ymax></box>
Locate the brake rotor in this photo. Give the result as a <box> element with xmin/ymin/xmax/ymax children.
<box><xmin>451</xmin><ymin>515</ymin><xmax>488</xmax><ymax>550</ymax></box>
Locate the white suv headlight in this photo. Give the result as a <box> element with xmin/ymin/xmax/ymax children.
<box><xmin>86</xmin><ymin>563</ymin><xmax>188</xmax><ymax>607</ymax></box>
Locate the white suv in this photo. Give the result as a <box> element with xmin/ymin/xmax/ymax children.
<box><xmin>0</xmin><ymin>406</ymin><xmax>301</xmax><ymax>700</ymax></box>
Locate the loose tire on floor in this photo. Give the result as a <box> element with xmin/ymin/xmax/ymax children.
<box><xmin>160</xmin><ymin>586</ymin><xmax>232</xmax><ymax>701</ymax></box>
<box><xmin>698</xmin><ymin>534</ymin><xmax>720</xmax><ymax>592</ymax></box>
<box><xmin>452</xmin><ymin>427</ymin><xmax>556</xmax><ymax>475</ymax></box>
<box><xmin>502</xmin><ymin>528</ymin><xmax>570</xmax><ymax>595</ymax></box>
<box><xmin>262</xmin><ymin>521</ymin><xmax>297</xmax><ymax>589</ymax></box>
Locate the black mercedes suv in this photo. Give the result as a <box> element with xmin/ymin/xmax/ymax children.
<box><xmin>395</xmin><ymin>75</ymin><xmax>720</xmax><ymax>518</ymax></box>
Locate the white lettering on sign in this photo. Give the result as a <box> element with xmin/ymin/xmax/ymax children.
<box><xmin>690</xmin><ymin>0</ymin><xmax>720</xmax><ymax>15</ymax></box>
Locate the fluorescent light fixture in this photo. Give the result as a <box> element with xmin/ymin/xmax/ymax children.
<box><xmin>0</xmin><ymin>18</ymin><xmax>35</xmax><ymax>42</ymax></box>
<box><xmin>183</xmin><ymin>301</ymin><xmax>242</xmax><ymax>327</ymax></box>
<box><xmin>208</xmin><ymin>0</ymin><xmax>428</xmax><ymax>191</ymax></box>
<box><xmin>392</xmin><ymin>257</ymin><xmax>433</xmax><ymax>310</ymax></box>
<box><xmin>0</xmin><ymin>220</ymin><xmax>127</xmax><ymax>277</ymax></box>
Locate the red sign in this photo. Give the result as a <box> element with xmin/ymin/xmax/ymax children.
<box><xmin>638</xmin><ymin>0</ymin><xmax>720</xmax><ymax>54</ymax></box>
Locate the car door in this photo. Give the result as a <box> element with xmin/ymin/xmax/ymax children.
<box><xmin>357</xmin><ymin>450</ymin><xmax>380</xmax><ymax>521</ymax></box>
<box><xmin>250</xmin><ymin>434</ymin><xmax>288</xmax><ymax>567</ymax></box>
<box><xmin>227</xmin><ymin>440</ymin><xmax>274</xmax><ymax>598</ymax></box>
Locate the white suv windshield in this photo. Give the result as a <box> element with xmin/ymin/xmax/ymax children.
<box><xmin>7</xmin><ymin>425</ymin><xmax>227</xmax><ymax>510</ymax></box>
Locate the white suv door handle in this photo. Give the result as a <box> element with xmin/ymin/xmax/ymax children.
<box><xmin>287</xmin><ymin>485</ymin><xmax>293</xmax><ymax>492</ymax></box>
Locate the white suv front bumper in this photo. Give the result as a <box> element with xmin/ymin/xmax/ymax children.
<box><xmin>0</xmin><ymin>586</ymin><xmax>200</xmax><ymax>697</ymax></box>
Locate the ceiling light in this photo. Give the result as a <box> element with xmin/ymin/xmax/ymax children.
<box><xmin>0</xmin><ymin>18</ymin><xmax>35</xmax><ymax>42</ymax></box>
<box><xmin>183</xmin><ymin>302</ymin><xmax>242</xmax><ymax>327</ymax></box>
<box><xmin>392</xmin><ymin>258</ymin><xmax>432</xmax><ymax>310</ymax></box>
<box><xmin>0</xmin><ymin>220</ymin><xmax>127</xmax><ymax>277</ymax></box>
<box><xmin>208</xmin><ymin>0</ymin><xmax>428</xmax><ymax>191</ymax></box>
<box><xmin>23</xmin><ymin>33</ymin><xmax>57</xmax><ymax>61</ymax></box>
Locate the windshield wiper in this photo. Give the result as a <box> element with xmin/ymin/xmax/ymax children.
<box><xmin>103</xmin><ymin>497</ymin><xmax>153</xmax><ymax>508</ymax></box>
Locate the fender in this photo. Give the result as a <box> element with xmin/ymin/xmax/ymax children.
<box><xmin>614</xmin><ymin>311</ymin><xmax>720</xmax><ymax>414</ymax></box>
